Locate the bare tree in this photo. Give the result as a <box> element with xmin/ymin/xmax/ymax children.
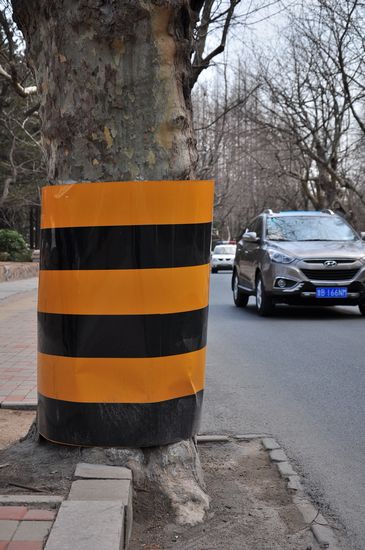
<box><xmin>0</xmin><ymin>2</ymin><xmax>44</xmax><ymax>234</ymax></box>
<box><xmin>193</xmin><ymin>60</ymin><xmax>305</xmax><ymax>239</ymax></box>
<box><xmin>0</xmin><ymin>2</ymin><xmax>37</xmax><ymax>97</ymax></box>
<box><xmin>250</xmin><ymin>4</ymin><xmax>364</xmax><ymax>218</ymax></box>
<box><xmin>318</xmin><ymin>0</ymin><xmax>365</xmax><ymax>138</ymax></box>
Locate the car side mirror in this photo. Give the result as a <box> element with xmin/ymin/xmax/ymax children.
<box><xmin>242</xmin><ymin>231</ymin><xmax>259</xmax><ymax>243</ymax></box>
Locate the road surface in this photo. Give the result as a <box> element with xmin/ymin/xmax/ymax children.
<box><xmin>203</xmin><ymin>272</ymin><xmax>365</xmax><ymax>550</ymax></box>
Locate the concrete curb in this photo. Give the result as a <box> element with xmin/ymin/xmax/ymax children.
<box><xmin>234</xmin><ymin>433</ymin><xmax>268</xmax><ymax>440</ymax></box>
<box><xmin>0</xmin><ymin>495</ymin><xmax>63</xmax><ymax>506</ymax></box>
<box><xmin>196</xmin><ymin>434</ymin><xmax>230</xmax><ymax>443</ymax></box>
<box><xmin>262</xmin><ymin>437</ymin><xmax>341</xmax><ymax>550</ymax></box>
<box><xmin>1</xmin><ymin>401</ymin><xmax>37</xmax><ymax>410</ymax></box>
<box><xmin>44</xmin><ymin>462</ymin><xmax>133</xmax><ymax>550</ymax></box>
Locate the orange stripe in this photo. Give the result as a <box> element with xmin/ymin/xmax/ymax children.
<box><xmin>41</xmin><ymin>180</ymin><xmax>214</xmax><ymax>228</ymax></box>
<box><xmin>38</xmin><ymin>265</ymin><xmax>210</xmax><ymax>315</ymax></box>
<box><xmin>38</xmin><ymin>349</ymin><xmax>206</xmax><ymax>403</ymax></box>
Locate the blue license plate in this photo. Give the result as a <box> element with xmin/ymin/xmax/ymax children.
<box><xmin>316</xmin><ymin>287</ymin><xmax>348</xmax><ymax>298</ymax></box>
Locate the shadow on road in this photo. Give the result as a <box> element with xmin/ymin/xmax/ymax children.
<box><xmin>239</xmin><ymin>303</ymin><xmax>361</xmax><ymax>321</ymax></box>
<box><xmin>210</xmin><ymin>271</ymin><xmax>362</xmax><ymax>320</ymax></box>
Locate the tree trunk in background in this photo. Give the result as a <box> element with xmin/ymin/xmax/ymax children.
<box><xmin>12</xmin><ymin>0</ymin><xmax>209</xmax><ymax>524</ymax></box>
<box><xmin>12</xmin><ymin>0</ymin><xmax>198</xmax><ymax>183</ymax></box>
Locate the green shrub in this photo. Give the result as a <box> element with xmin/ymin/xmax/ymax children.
<box><xmin>0</xmin><ymin>251</ymin><xmax>10</xmax><ymax>261</ymax></box>
<box><xmin>0</xmin><ymin>229</ymin><xmax>32</xmax><ymax>262</ymax></box>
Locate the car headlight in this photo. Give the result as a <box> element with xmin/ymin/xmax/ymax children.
<box><xmin>267</xmin><ymin>249</ymin><xmax>296</xmax><ymax>264</ymax></box>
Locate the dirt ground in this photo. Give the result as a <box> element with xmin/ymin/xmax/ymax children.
<box><xmin>129</xmin><ymin>439</ymin><xmax>319</xmax><ymax>550</ymax></box>
<box><xmin>0</xmin><ymin>415</ymin><xmax>83</xmax><ymax>495</ymax></box>
<box><xmin>0</xmin><ymin>409</ymin><xmax>36</xmax><ymax>450</ymax></box>
<box><xmin>0</xmin><ymin>417</ymin><xmax>319</xmax><ymax>549</ymax></box>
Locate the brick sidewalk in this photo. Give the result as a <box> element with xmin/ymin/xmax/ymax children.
<box><xmin>0</xmin><ymin>506</ymin><xmax>56</xmax><ymax>549</ymax></box>
<box><xmin>0</xmin><ymin>286</ymin><xmax>37</xmax><ymax>409</ymax></box>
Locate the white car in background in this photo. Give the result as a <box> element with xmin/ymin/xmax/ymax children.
<box><xmin>211</xmin><ymin>244</ymin><xmax>236</xmax><ymax>273</ymax></box>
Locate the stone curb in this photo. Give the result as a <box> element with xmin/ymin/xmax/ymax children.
<box><xmin>234</xmin><ymin>433</ymin><xmax>268</xmax><ymax>440</ymax></box>
<box><xmin>44</xmin><ymin>462</ymin><xmax>133</xmax><ymax>550</ymax></box>
<box><xmin>196</xmin><ymin>434</ymin><xmax>229</xmax><ymax>443</ymax></box>
<box><xmin>0</xmin><ymin>495</ymin><xmax>63</xmax><ymax>506</ymax></box>
<box><xmin>269</xmin><ymin>449</ymin><xmax>288</xmax><ymax>462</ymax></box>
<box><xmin>262</xmin><ymin>437</ymin><xmax>280</xmax><ymax>450</ymax></box>
<box><xmin>1</xmin><ymin>401</ymin><xmax>37</xmax><ymax>411</ymax></box>
<box><xmin>262</xmin><ymin>437</ymin><xmax>341</xmax><ymax>549</ymax></box>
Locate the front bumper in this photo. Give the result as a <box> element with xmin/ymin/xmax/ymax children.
<box><xmin>262</xmin><ymin>260</ymin><xmax>365</xmax><ymax>305</ymax></box>
<box><xmin>211</xmin><ymin>260</ymin><xmax>234</xmax><ymax>270</ymax></box>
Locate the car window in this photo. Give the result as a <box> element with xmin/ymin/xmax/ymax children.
<box><xmin>213</xmin><ymin>245</ymin><xmax>236</xmax><ymax>254</ymax></box>
<box><xmin>266</xmin><ymin>216</ymin><xmax>358</xmax><ymax>241</ymax></box>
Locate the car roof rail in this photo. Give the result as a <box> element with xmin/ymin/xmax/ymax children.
<box><xmin>321</xmin><ymin>208</ymin><xmax>335</xmax><ymax>215</ymax></box>
<box><xmin>262</xmin><ymin>208</ymin><xmax>274</xmax><ymax>215</ymax></box>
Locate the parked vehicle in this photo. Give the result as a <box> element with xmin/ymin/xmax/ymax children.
<box><xmin>232</xmin><ymin>209</ymin><xmax>365</xmax><ymax>316</ymax></box>
<box><xmin>211</xmin><ymin>244</ymin><xmax>236</xmax><ymax>273</ymax></box>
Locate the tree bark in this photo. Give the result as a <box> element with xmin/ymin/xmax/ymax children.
<box><xmin>12</xmin><ymin>0</ymin><xmax>198</xmax><ymax>183</ymax></box>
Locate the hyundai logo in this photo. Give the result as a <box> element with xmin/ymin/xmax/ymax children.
<box><xmin>324</xmin><ymin>260</ymin><xmax>337</xmax><ymax>267</ymax></box>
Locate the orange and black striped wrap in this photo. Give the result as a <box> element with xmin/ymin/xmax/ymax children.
<box><xmin>37</xmin><ymin>180</ymin><xmax>214</xmax><ymax>447</ymax></box>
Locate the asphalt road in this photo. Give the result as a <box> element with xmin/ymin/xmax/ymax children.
<box><xmin>202</xmin><ymin>272</ymin><xmax>365</xmax><ymax>550</ymax></box>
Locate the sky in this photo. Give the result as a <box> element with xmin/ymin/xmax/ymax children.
<box><xmin>199</xmin><ymin>0</ymin><xmax>295</xmax><ymax>85</ymax></box>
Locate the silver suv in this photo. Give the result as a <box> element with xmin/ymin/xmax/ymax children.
<box><xmin>232</xmin><ymin>210</ymin><xmax>365</xmax><ymax>316</ymax></box>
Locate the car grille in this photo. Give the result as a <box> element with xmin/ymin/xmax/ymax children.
<box><xmin>302</xmin><ymin>258</ymin><xmax>357</xmax><ymax>264</ymax></box>
<box><xmin>301</xmin><ymin>269</ymin><xmax>359</xmax><ymax>281</ymax></box>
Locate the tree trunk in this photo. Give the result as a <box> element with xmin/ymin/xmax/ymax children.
<box><xmin>13</xmin><ymin>0</ymin><xmax>198</xmax><ymax>183</ymax></box>
<box><xmin>12</xmin><ymin>0</ymin><xmax>209</xmax><ymax>525</ymax></box>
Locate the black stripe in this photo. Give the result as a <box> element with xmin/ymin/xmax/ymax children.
<box><xmin>38</xmin><ymin>391</ymin><xmax>203</xmax><ymax>447</ymax></box>
<box><xmin>40</xmin><ymin>223</ymin><xmax>212</xmax><ymax>270</ymax></box>
<box><xmin>38</xmin><ymin>308</ymin><xmax>208</xmax><ymax>358</ymax></box>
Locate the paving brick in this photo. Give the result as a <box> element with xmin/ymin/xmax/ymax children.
<box><xmin>0</xmin><ymin>520</ymin><xmax>18</xmax><ymax>540</ymax></box>
<box><xmin>7</xmin><ymin>542</ymin><xmax>43</xmax><ymax>550</ymax></box>
<box><xmin>0</xmin><ymin>541</ymin><xmax>8</xmax><ymax>550</ymax></box>
<box><xmin>0</xmin><ymin>507</ymin><xmax>27</xmax><ymax>520</ymax></box>
<box><xmin>2</xmin><ymin>396</ymin><xmax>26</xmax><ymax>401</ymax></box>
<box><xmin>23</xmin><ymin>510</ymin><xmax>56</xmax><ymax>521</ymax></box>
<box><xmin>0</xmin><ymin>288</ymin><xmax>37</xmax><ymax>409</ymax></box>
<box><xmin>45</xmin><ymin>501</ymin><xmax>124</xmax><ymax>550</ymax></box>
<box><xmin>12</xmin><ymin>520</ymin><xmax>52</xmax><ymax>541</ymax></box>
<box><xmin>68</xmin><ymin>479</ymin><xmax>130</xmax><ymax>504</ymax></box>
<box><xmin>75</xmin><ymin>462</ymin><xmax>132</xmax><ymax>480</ymax></box>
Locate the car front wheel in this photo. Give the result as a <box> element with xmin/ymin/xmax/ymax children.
<box><xmin>359</xmin><ymin>301</ymin><xmax>365</xmax><ymax>316</ymax></box>
<box><xmin>255</xmin><ymin>273</ymin><xmax>274</xmax><ymax>316</ymax></box>
<box><xmin>233</xmin><ymin>272</ymin><xmax>249</xmax><ymax>307</ymax></box>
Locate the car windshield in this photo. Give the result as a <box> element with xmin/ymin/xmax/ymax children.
<box><xmin>266</xmin><ymin>216</ymin><xmax>358</xmax><ymax>242</ymax></box>
<box><xmin>213</xmin><ymin>245</ymin><xmax>236</xmax><ymax>254</ymax></box>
